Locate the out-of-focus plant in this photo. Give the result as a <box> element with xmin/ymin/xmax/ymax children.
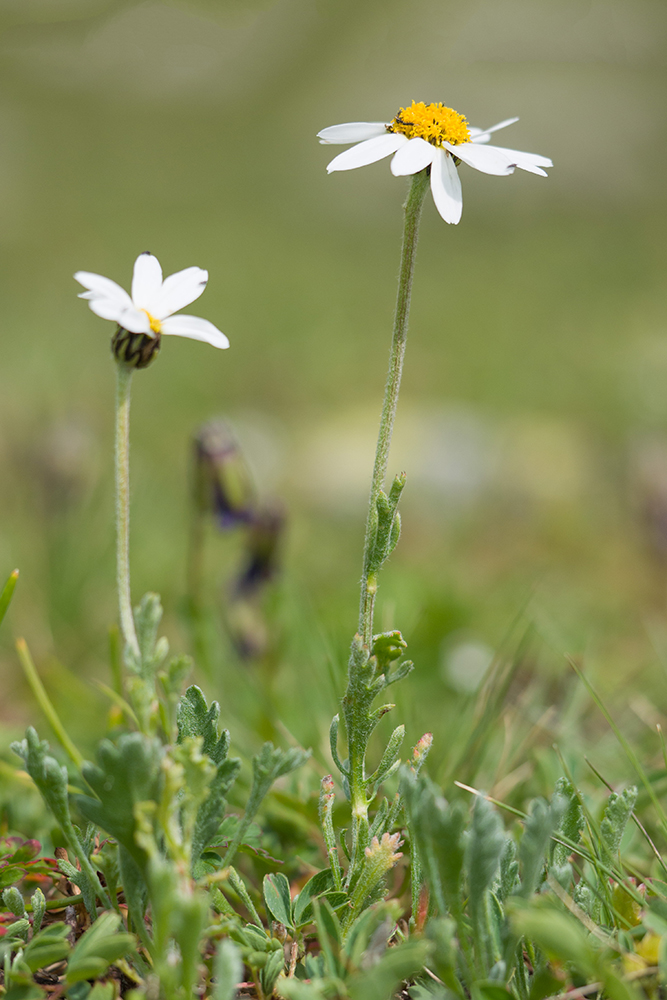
<box><xmin>188</xmin><ymin>419</ymin><xmax>287</xmax><ymax>666</ymax></box>
<box><xmin>227</xmin><ymin>500</ymin><xmax>286</xmax><ymax>660</ymax></box>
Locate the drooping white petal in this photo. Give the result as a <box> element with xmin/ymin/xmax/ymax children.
<box><xmin>154</xmin><ymin>266</ymin><xmax>208</xmax><ymax>320</ymax></box>
<box><xmin>430</xmin><ymin>148</ymin><xmax>462</xmax><ymax>225</ymax></box>
<box><xmin>87</xmin><ymin>297</ymin><xmax>151</xmax><ymax>334</ymax></box>
<box><xmin>470</xmin><ymin>117</ymin><xmax>520</xmax><ymax>141</ymax></box>
<box><xmin>484</xmin><ymin>145</ymin><xmax>552</xmax><ymax>175</ymax></box>
<box><xmin>317</xmin><ymin>122</ymin><xmax>388</xmax><ymax>144</ymax></box>
<box><xmin>445</xmin><ymin>141</ymin><xmax>514</xmax><ymax>175</ymax></box>
<box><xmin>326</xmin><ymin>133</ymin><xmax>407</xmax><ymax>173</ymax></box>
<box><xmin>390</xmin><ymin>137</ymin><xmax>436</xmax><ymax>176</ymax></box>
<box><xmin>74</xmin><ymin>271</ymin><xmax>134</xmax><ymax>310</ymax></box>
<box><xmin>161</xmin><ymin>314</ymin><xmax>229</xmax><ymax>349</ymax></box>
<box><xmin>131</xmin><ymin>253</ymin><xmax>163</xmax><ymax>309</ymax></box>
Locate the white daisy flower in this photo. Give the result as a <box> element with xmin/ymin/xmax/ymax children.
<box><xmin>317</xmin><ymin>101</ymin><xmax>552</xmax><ymax>225</ymax></box>
<box><xmin>74</xmin><ymin>251</ymin><xmax>229</xmax><ymax>350</ymax></box>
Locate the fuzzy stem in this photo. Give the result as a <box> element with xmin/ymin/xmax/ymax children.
<box><xmin>115</xmin><ymin>363</ymin><xmax>140</xmax><ymax>659</ymax></box>
<box><xmin>358</xmin><ymin>169</ymin><xmax>429</xmax><ymax>645</ymax></box>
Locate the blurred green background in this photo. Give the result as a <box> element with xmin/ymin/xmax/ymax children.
<box><xmin>1</xmin><ymin>0</ymin><xmax>667</xmax><ymax>807</ymax></box>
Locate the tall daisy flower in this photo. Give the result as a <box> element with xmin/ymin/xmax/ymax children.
<box><xmin>318</xmin><ymin>101</ymin><xmax>552</xmax><ymax>224</ymax></box>
<box><xmin>317</xmin><ymin>103</ymin><xmax>551</xmax><ymax>887</ymax></box>
<box><xmin>74</xmin><ymin>251</ymin><xmax>230</xmax><ymax>663</ymax></box>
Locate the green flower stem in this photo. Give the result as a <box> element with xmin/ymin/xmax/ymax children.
<box><xmin>115</xmin><ymin>363</ymin><xmax>140</xmax><ymax>660</ymax></box>
<box><xmin>358</xmin><ymin>169</ymin><xmax>429</xmax><ymax>646</ymax></box>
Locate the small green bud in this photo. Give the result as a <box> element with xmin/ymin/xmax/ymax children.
<box><xmin>3</xmin><ymin>885</ymin><xmax>26</xmax><ymax>918</ymax></box>
<box><xmin>4</xmin><ymin>917</ymin><xmax>30</xmax><ymax>942</ymax></box>
<box><xmin>30</xmin><ymin>887</ymin><xmax>46</xmax><ymax>934</ymax></box>
<box><xmin>111</xmin><ymin>326</ymin><xmax>161</xmax><ymax>369</ymax></box>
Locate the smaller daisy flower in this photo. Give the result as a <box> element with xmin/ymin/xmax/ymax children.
<box><xmin>318</xmin><ymin>101</ymin><xmax>552</xmax><ymax>224</ymax></box>
<box><xmin>75</xmin><ymin>252</ymin><xmax>229</xmax><ymax>367</ymax></box>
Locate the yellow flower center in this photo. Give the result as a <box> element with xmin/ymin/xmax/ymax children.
<box><xmin>141</xmin><ymin>309</ymin><xmax>163</xmax><ymax>335</ymax></box>
<box><xmin>388</xmin><ymin>101</ymin><xmax>471</xmax><ymax>147</ymax></box>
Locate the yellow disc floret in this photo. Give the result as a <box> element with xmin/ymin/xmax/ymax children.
<box><xmin>141</xmin><ymin>309</ymin><xmax>163</xmax><ymax>335</ymax></box>
<box><xmin>388</xmin><ymin>101</ymin><xmax>471</xmax><ymax>147</ymax></box>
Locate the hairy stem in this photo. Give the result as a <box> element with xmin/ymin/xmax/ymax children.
<box><xmin>115</xmin><ymin>363</ymin><xmax>140</xmax><ymax>659</ymax></box>
<box><xmin>358</xmin><ymin>169</ymin><xmax>429</xmax><ymax>645</ymax></box>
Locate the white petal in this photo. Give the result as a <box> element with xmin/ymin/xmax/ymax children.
<box><xmin>154</xmin><ymin>266</ymin><xmax>208</xmax><ymax>319</ymax></box>
<box><xmin>470</xmin><ymin>117</ymin><xmax>520</xmax><ymax>141</ymax></box>
<box><xmin>486</xmin><ymin>116</ymin><xmax>520</xmax><ymax>133</ymax></box>
<box><xmin>161</xmin><ymin>314</ymin><xmax>229</xmax><ymax>349</ymax></box>
<box><xmin>74</xmin><ymin>271</ymin><xmax>133</xmax><ymax>309</ymax></box>
<box><xmin>131</xmin><ymin>253</ymin><xmax>163</xmax><ymax>309</ymax></box>
<box><xmin>326</xmin><ymin>133</ymin><xmax>407</xmax><ymax>173</ymax></box>
<box><xmin>430</xmin><ymin>149</ymin><xmax>462</xmax><ymax>225</ymax></box>
<box><xmin>484</xmin><ymin>145</ymin><xmax>552</xmax><ymax>175</ymax></box>
<box><xmin>390</xmin><ymin>137</ymin><xmax>436</xmax><ymax>176</ymax></box>
<box><xmin>87</xmin><ymin>297</ymin><xmax>150</xmax><ymax>333</ymax></box>
<box><xmin>317</xmin><ymin>122</ymin><xmax>388</xmax><ymax>144</ymax></box>
<box><xmin>446</xmin><ymin>141</ymin><xmax>514</xmax><ymax>176</ymax></box>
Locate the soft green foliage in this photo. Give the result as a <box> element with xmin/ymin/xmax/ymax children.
<box><xmin>76</xmin><ymin>733</ymin><xmax>164</xmax><ymax>870</ymax></box>
<box><xmin>220</xmin><ymin>741</ymin><xmax>310</xmax><ymax>869</ymax></box>
<box><xmin>66</xmin><ymin>912</ymin><xmax>136</xmax><ymax>984</ymax></box>
<box><xmin>213</xmin><ymin>940</ymin><xmax>244</xmax><ymax>1000</ymax></box>
<box><xmin>13</xmin><ymin>618</ymin><xmax>658</xmax><ymax>1000</ymax></box>
<box><xmin>22</xmin><ymin>923</ymin><xmax>71</xmax><ymax>972</ymax></box>
<box><xmin>0</xmin><ymin>588</ymin><xmax>322</xmax><ymax>1000</ymax></box>
<box><xmin>517</xmin><ymin>795</ymin><xmax>565</xmax><ymax>897</ymax></box>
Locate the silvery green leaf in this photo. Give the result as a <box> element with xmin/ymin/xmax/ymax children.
<box><xmin>213</xmin><ymin>939</ymin><xmax>243</xmax><ymax>1000</ymax></box>
<box><xmin>600</xmin><ymin>787</ymin><xmax>637</xmax><ymax>859</ymax></box>
<box><xmin>177</xmin><ymin>685</ymin><xmax>231</xmax><ymax>765</ymax></box>
<box><xmin>76</xmin><ymin>732</ymin><xmax>164</xmax><ymax>870</ymax></box>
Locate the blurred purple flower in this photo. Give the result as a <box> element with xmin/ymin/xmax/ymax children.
<box><xmin>194</xmin><ymin>420</ymin><xmax>255</xmax><ymax>529</ymax></box>
<box><xmin>234</xmin><ymin>502</ymin><xmax>286</xmax><ymax>597</ymax></box>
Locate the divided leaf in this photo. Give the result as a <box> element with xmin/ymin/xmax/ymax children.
<box><xmin>177</xmin><ymin>685</ymin><xmax>231</xmax><ymax>765</ymax></box>
<box><xmin>600</xmin><ymin>787</ymin><xmax>637</xmax><ymax>860</ymax></box>
<box><xmin>76</xmin><ymin>733</ymin><xmax>164</xmax><ymax>870</ymax></box>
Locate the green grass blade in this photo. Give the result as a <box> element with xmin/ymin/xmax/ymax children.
<box><xmin>568</xmin><ymin>656</ymin><xmax>667</xmax><ymax>832</ymax></box>
<box><xmin>16</xmin><ymin>637</ymin><xmax>84</xmax><ymax>771</ymax></box>
<box><xmin>0</xmin><ymin>569</ymin><xmax>19</xmax><ymax>627</ymax></box>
